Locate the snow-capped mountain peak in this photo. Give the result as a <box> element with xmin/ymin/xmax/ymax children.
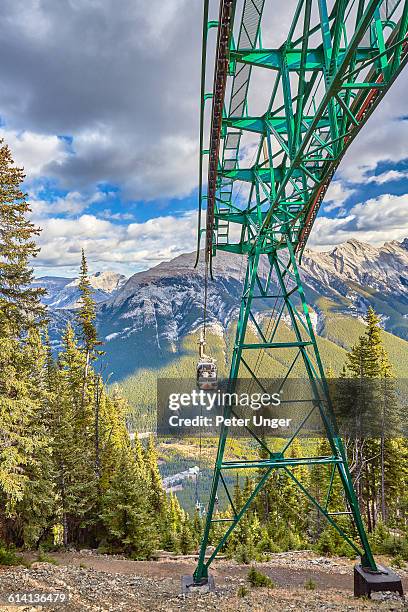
<box><xmin>33</xmin><ymin>271</ymin><xmax>127</xmax><ymax>309</ymax></box>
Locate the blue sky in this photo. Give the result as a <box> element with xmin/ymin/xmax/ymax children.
<box><xmin>0</xmin><ymin>0</ymin><xmax>407</xmax><ymax>278</ymax></box>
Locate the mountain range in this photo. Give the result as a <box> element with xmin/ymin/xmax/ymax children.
<box><xmin>37</xmin><ymin>238</ymin><xmax>408</xmax><ymax>383</ymax></box>
<box><xmin>32</xmin><ymin>271</ymin><xmax>127</xmax><ymax>309</ymax></box>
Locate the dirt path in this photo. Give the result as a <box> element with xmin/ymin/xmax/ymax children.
<box><xmin>0</xmin><ymin>551</ymin><xmax>406</xmax><ymax>611</ymax></box>
<box><xmin>53</xmin><ymin>552</ymin><xmax>355</xmax><ymax>588</ymax></box>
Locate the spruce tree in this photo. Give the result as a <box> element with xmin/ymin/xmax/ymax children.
<box><xmin>144</xmin><ymin>435</ymin><xmax>167</xmax><ymax>517</ymax></box>
<box><xmin>0</xmin><ymin>326</ymin><xmax>42</xmax><ymax>515</ymax></box>
<box><xmin>0</xmin><ymin>139</ymin><xmax>45</xmax><ymax>333</ymax></box>
<box><xmin>100</xmin><ymin>449</ymin><xmax>157</xmax><ymax>558</ymax></box>
<box><xmin>0</xmin><ymin>140</ymin><xmax>49</xmax><ymax>540</ymax></box>
<box><xmin>76</xmin><ymin>251</ymin><xmax>107</xmax><ymax>502</ymax></box>
<box><xmin>77</xmin><ymin>249</ymin><xmax>99</xmax><ymax>363</ymax></box>
<box><xmin>12</xmin><ymin>329</ymin><xmax>56</xmax><ymax>548</ymax></box>
<box><xmin>341</xmin><ymin>307</ymin><xmax>401</xmax><ymax>530</ymax></box>
<box><xmin>0</xmin><ymin>138</ymin><xmax>49</xmax><ymax>541</ymax></box>
<box><xmin>55</xmin><ymin>323</ymin><xmax>97</xmax><ymax>545</ymax></box>
<box><xmin>179</xmin><ymin>518</ymin><xmax>195</xmax><ymax>555</ymax></box>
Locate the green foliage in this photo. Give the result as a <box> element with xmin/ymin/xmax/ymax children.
<box><xmin>76</xmin><ymin>249</ymin><xmax>100</xmax><ymax>356</ymax></box>
<box><xmin>179</xmin><ymin>519</ymin><xmax>195</xmax><ymax>555</ymax></box>
<box><xmin>247</xmin><ymin>566</ymin><xmax>274</xmax><ymax>588</ymax></box>
<box><xmin>0</xmin><ymin>131</ymin><xmax>407</xmax><ymax>568</ymax></box>
<box><xmin>391</xmin><ymin>554</ymin><xmax>405</xmax><ymax>569</ymax></box>
<box><xmin>0</xmin><ymin>139</ymin><xmax>45</xmax><ymax>333</ymax></box>
<box><xmin>314</xmin><ymin>526</ymin><xmax>356</xmax><ymax>558</ymax></box>
<box><xmin>0</xmin><ymin>166</ymin><xmax>172</xmax><ymax>557</ymax></box>
<box><xmin>38</xmin><ymin>549</ymin><xmax>59</xmax><ymax>565</ymax></box>
<box><xmin>237</xmin><ymin>585</ymin><xmax>249</xmax><ymax>597</ymax></box>
<box><xmin>0</xmin><ymin>545</ymin><xmax>21</xmax><ymax>566</ymax></box>
<box><xmin>369</xmin><ymin>523</ymin><xmax>408</xmax><ymax>560</ymax></box>
<box><xmin>234</xmin><ymin>542</ymin><xmax>256</xmax><ymax>564</ymax></box>
<box><xmin>100</xmin><ymin>448</ymin><xmax>157</xmax><ymax>559</ymax></box>
<box><xmin>304</xmin><ymin>578</ymin><xmax>316</xmax><ymax>590</ymax></box>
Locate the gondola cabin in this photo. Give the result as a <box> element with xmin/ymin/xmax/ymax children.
<box><xmin>197</xmin><ymin>331</ymin><xmax>218</xmax><ymax>390</ymax></box>
<box><xmin>196</xmin><ymin>358</ymin><xmax>217</xmax><ymax>390</ymax></box>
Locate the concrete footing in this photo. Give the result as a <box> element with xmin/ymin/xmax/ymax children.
<box><xmin>181</xmin><ymin>574</ymin><xmax>215</xmax><ymax>594</ymax></box>
<box><xmin>354</xmin><ymin>564</ymin><xmax>403</xmax><ymax>598</ymax></box>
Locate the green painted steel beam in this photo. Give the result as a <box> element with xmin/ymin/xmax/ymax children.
<box><xmin>220</xmin><ymin>456</ymin><xmax>341</xmax><ymax>469</ymax></box>
<box><xmin>223</xmin><ymin>115</ymin><xmax>332</xmax><ymax>134</ymax></box>
<box><xmin>221</xmin><ymin>166</ymin><xmax>304</xmax><ymax>182</ymax></box>
<box><xmin>231</xmin><ymin>47</ymin><xmax>374</xmax><ymax>70</ymax></box>
<box><xmin>194</xmin><ymin>0</ymin><xmax>408</xmax><ymax>586</ymax></box>
<box><xmin>240</xmin><ymin>340</ymin><xmax>313</xmax><ymax>349</ymax></box>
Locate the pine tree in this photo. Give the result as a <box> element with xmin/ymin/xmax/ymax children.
<box><xmin>0</xmin><ymin>325</ymin><xmax>48</xmax><ymax>534</ymax></box>
<box><xmin>0</xmin><ymin>138</ymin><xmax>50</xmax><ymax>542</ymax></box>
<box><xmin>11</xmin><ymin>329</ymin><xmax>56</xmax><ymax>548</ymax></box>
<box><xmin>77</xmin><ymin>249</ymin><xmax>99</xmax><ymax>363</ymax></box>
<box><xmin>144</xmin><ymin>435</ymin><xmax>167</xmax><ymax>517</ymax></box>
<box><xmin>192</xmin><ymin>509</ymin><xmax>203</xmax><ymax>546</ymax></box>
<box><xmin>179</xmin><ymin>517</ymin><xmax>195</xmax><ymax>555</ymax></box>
<box><xmin>100</xmin><ymin>449</ymin><xmax>157</xmax><ymax>558</ymax></box>
<box><xmin>0</xmin><ymin>139</ymin><xmax>45</xmax><ymax>333</ymax></box>
<box><xmin>98</xmin><ymin>385</ymin><xmax>134</xmax><ymax>493</ymax></box>
<box><xmin>55</xmin><ymin>323</ymin><xmax>97</xmax><ymax>546</ymax></box>
<box><xmin>341</xmin><ymin>307</ymin><xmax>401</xmax><ymax>530</ymax></box>
<box><xmin>76</xmin><ymin>251</ymin><xmax>107</xmax><ymax>504</ymax></box>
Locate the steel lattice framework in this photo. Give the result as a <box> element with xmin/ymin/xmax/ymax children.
<box><xmin>193</xmin><ymin>0</ymin><xmax>408</xmax><ymax>586</ymax></box>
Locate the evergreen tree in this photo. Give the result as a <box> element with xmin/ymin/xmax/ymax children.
<box><xmin>55</xmin><ymin>324</ymin><xmax>97</xmax><ymax>546</ymax></box>
<box><xmin>76</xmin><ymin>250</ymin><xmax>102</xmax><ymax>467</ymax></box>
<box><xmin>179</xmin><ymin>517</ymin><xmax>195</xmax><ymax>555</ymax></box>
<box><xmin>100</xmin><ymin>449</ymin><xmax>157</xmax><ymax>558</ymax></box>
<box><xmin>192</xmin><ymin>509</ymin><xmax>203</xmax><ymax>547</ymax></box>
<box><xmin>0</xmin><ymin>325</ymin><xmax>51</xmax><ymax>542</ymax></box>
<box><xmin>77</xmin><ymin>249</ymin><xmax>99</xmax><ymax>364</ymax></box>
<box><xmin>341</xmin><ymin>307</ymin><xmax>401</xmax><ymax>530</ymax></box>
<box><xmin>144</xmin><ymin>435</ymin><xmax>167</xmax><ymax>520</ymax></box>
<box><xmin>11</xmin><ymin>329</ymin><xmax>56</xmax><ymax>548</ymax></box>
<box><xmin>0</xmin><ymin>138</ymin><xmax>50</xmax><ymax>543</ymax></box>
<box><xmin>0</xmin><ymin>139</ymin><xmax>45</xmax><ymax>333</ymax></box>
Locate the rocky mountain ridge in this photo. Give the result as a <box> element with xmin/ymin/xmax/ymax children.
<box><xmin>38</xmin><ymin>238</ymin><xmax>408</xmax><ymax>380</ymax></box>
<box><xmin>33</xmin><ymin>270</ymin><xmax>127</xmax><ymax>309</ymax></box>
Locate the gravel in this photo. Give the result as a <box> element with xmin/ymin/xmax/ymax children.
<box><xmin>0</xmin><ymin>552</ymin><xmax>406</xmax><ymax>611</ymax></box>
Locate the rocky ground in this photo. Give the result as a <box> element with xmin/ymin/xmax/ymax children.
<box><xmin>0</xmin><ymin>551</ymin><xmax>406</xmax><ymax>611</ymax></box>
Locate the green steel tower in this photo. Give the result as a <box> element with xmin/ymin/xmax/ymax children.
<box><xmin>189</xmin><ymin>0</ymin><xmax>408</xmax><ymax>597</ymax></box>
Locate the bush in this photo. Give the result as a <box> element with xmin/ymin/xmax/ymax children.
<box><xmin>314</xmin><ymin>528</ymin><xmax>337</xmax><ymax>555</ymax></box>
<box><xmin>256</xmin><ymin>531</ymin><xmax>282</xmax><ymax>555</ymax></box>
<box><xmin>314</xmin><ymin>526</ymin><xmax>356</xmax><ymax>558</ymax></box>
<box><xmin>273</xmin><ymin>528</ymin><xmax>307</xmax><ymax>553</ymax></box>
<box><xmin>235</xmin><ymin>542</ymin><xmax>257</xmax><ymax>565</ymax></box>
<box><xmin>247</xmin><ymin>566</ymin><xmax>274</xmax><ymax>588</ymax></box>
<box><xmin>304</xmin><ymin>578</ymin><xmax>316</xmax><ymax>590</ymax></box>
<box><xmin>0</xmin><ymin>546</ymin><xmax>20</xmax><ymax>567</ymax></box>
<box><xmin>38</xmin><ymin>549</ymin><xmax>59</xmax><ymax>565</ymax></box>
<box><xmin>370</xmin><ymin>524</ymin><xmax>408</xmax><ymax>560</ymax></box>
<box><xmin>369</xmin><ymin>521</ymin><xmax>389</xmax><ymax>554</ymax></box>
<box><xmin>237</xmin><ymin>585</ymin><xmax>249</xmax><ymax>597</ymax></box>
<box><xmin>391</xmin><ymin>554</ymin><xmax>405</xmax><ymax>569</ymax></box>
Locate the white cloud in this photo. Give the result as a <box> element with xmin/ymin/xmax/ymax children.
<box><xmin>323</xmin><ymin>181</ymin><xmax>355</xmax><ymax>212</ymax></box>
<box><xmin>28</xmin><ymin>190</ymin><xmax>106</xmax><ymax>218</ymax></box>
<box><xmin>0</xmin><ymin>128</ymin><xmax>68</xmax><ymax>177</ymax></box>
<box><xmin>309</xmin><ymin>193</ymin><xmax>408</xmax><ymax>250</ymax></box>
<box><xmin>0</xmin><ymin>0</ymin><xmax>200</xmax><ymax>201</ymax></box>
<box><xmin>34</xmin><ymin>211</ymin><xmax>197</xmax><ymax>276</ymax></box>
<box><xmin>1</xmin><ymin>1</ymin><xmax>407</xmax><ymax>277</ymax></box>
<box><xmin>100</xmin><ymin>209</ymin><xmax>135</xmax><ymax>221</ymax></box>
<box><xmin>366</xmin><ymin>169</ymin><xmax>408</xmax><ymax>185</ymax></box>
<box><xmin>337</xmin><ymin>99</ymin><xmax>408</xmax><ymax>183</ymax></box>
